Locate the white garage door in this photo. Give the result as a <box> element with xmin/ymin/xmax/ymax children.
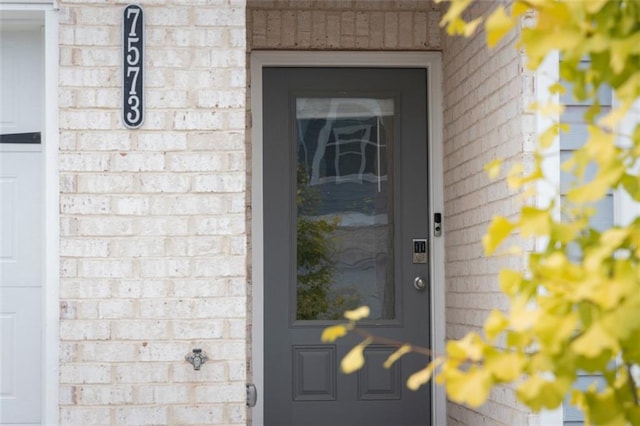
<box><xmin>1</xmin><ymin>25</ymin><xmax>44</xmax><ymax>425</ymax></box>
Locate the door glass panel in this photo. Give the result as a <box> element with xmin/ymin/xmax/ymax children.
<box><xmin>296</xmin><ymin>97</ymin><xmax>395</xmax><ymax>320</ymax></box>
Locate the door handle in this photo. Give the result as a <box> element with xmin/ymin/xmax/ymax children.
<box><xmin>413</xmin><ymin>276</ymin><xmax>427</xmax><ymax>291</ymax></box>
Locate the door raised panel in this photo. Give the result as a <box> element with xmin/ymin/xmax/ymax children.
<box><xmin>292</xmin><ymin>345</ymin><xmax>337</xmax><ymax>401</ymax></box>
<box><xmin>0</xmin><ymin>288</ymin><xmax>42</xmax><ymax>424</ymax></box>
<box><xmin>358</xmin><ymin>346</ymin><xmax>402</xmax><ymax>401</ymax></box>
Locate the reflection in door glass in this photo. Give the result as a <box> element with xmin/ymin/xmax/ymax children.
<box><xmin>296</xmin><ymin>98</ymin><xmax>395</xmax><ymax>320</ymax></box>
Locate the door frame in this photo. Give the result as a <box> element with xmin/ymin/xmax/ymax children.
<box><xmin>250</xmin><ymin>51</ymin><xmax>445</xmax><ymax>426</ymax></box>
<box><xmin>0</xmin><ymin>3</ymin><xmax>60</xmax><ymax>425</ymax></box>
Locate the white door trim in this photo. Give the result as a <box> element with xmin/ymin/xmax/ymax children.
<box><xmin>1</xmin><ymin>4</ymin><xmax>60</xmax><ymax>425</ymax></box>
<box><xmin>43</xmin><ymin>7</ymin><xmax>60</xmax><ymax>426</ymax></box>
<box><xmin>250</xmin><ymin>51</ymin><xmax>445</xmax><ymax>426</ymax></box>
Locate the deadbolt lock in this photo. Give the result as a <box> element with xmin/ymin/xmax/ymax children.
<box><xmin>412</xmin><ymin>239</ymin><xmax>427</xmax><ymax>264</ymax></box>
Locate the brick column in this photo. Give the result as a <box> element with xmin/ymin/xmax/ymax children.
<box><xmin>58</xmin><ymin>1</ymin><xmax>248</xmax><ymax>424</ymax></box>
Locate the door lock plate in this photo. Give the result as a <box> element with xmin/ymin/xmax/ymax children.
<box><xmin>412</xmin><ymin>239</ymin><xmax>427</xmax><ymax>264</ymax></box>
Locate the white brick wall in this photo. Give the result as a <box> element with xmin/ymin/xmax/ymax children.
<box><xmin>54</xmin><ymin>0</ymin><xmax>536</xmax><ymax>423</ymax></box>
<box><xmin>58</xmin><ymin>1</ymin><xmax>248</xmax><ymax>424</ymax></box>
<box><xmin>442</xmin><ymin>1</ymin><xmax>534</xmax><ymax>424</ymax></box>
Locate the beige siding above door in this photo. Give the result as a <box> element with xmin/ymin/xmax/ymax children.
<box><xmin>247</xmin><ymin>0</ymin><xmax>442</xmax><ymax>51</ymax></box>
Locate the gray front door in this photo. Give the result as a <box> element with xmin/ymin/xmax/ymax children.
<box><xmin>263</xmin><ymin>68</ymin><xmax>430</xmax><ymax>426</ymax></box>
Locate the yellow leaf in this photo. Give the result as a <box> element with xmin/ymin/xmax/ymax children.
<box><xmin>584</xmin><ymin>228</ymin><xmax>630</xmax><ymax>272</ymax></box>
<box><xmin>344</xmin><ymin>306</ymin><xmax>370</xmax><ymax>321</ymax></box>
<box><xmin>539</xmin><ymin>124</ymin><xmax>561</xmax><ymax>148</ymax></box>
<box><xmin>567</xmin><ymin>181</ymin><xmax>608</xmax><ymax>204</ymax></box>
<box><xmin>585</xmin><ymin>125</ymin><xmax>616</xmax><ymax>161</ymax></box>
<box><xmin>601</xmin><ymin>292</ymin><xmax>640</xmax><ymax>340</ymax></box>
<box><xmin>485</xmin><ymin>351</ymin><xmax>526</xmax><ymax>382</ymax></box>
<box><xmin>463</xmin><ymin>17</ymin><xmax>483</xmax><ymax>37</ymax></box>
<box><xmin>536</xmin><ymin>112</ymin><xmax>567</xmax><ymax>150</ymax></box>
<box><xmin>585</xmin><ymin>0</ymin><xmax>608</xmax><ymax>14</ymax></box>
<box><xmin>440</xmin><ymin>0</ymin><xmax>474</xmax><ymax>27</ymax></box>
<box><xmin>340</xmin><ymin>338</ymin><xmax>372</xmax><ymax>374</ymax></box>
<box><xmin>407</xmin><ymin>358</ymin><xmax>442</xmax><ymax>390</ymax></box>
<box><xmin>534</xmin><ymin>311</ymin><xmax>578</xmax><ymax>354</ymax></box>
<box><xmin>568</xmin><ymin>161</ymin><xmax>624</xmax><ymax>204</ymax></box>
<box><xmin>519</xmin><ymin>206</ymin><xmax>551</xmax><ymax>238</ymax></box>
<box><xmin>483</xmin><ymin>216</ymin><xmax>515</xmax><ymax>255</ymax></box>
<box><xmin>499</xmin><ymin>269</ymin><xmax>523</xmax><ymax>296</ymax></box>
<box><xmin>585</xmin><ymin>386</ymin><xmax>630</xmax><ymax>426</ymax></box>
<box><xmin>484</xmin><ymin>159</ymin><xmax>502</xmax><ymax>179</ymax></box>
<box><xmin>516</xmin><ymin>374</ymin><xmax>571</xmax><ymax>411</ymax></box>
<box><xmin>444</xmin><ymin>364</ymin><xmax>493</xmax><ymax>407</ymax></box>
<box><xmin>498</xmin><ymin>245</ymin><xmax>524</xmax><ymax>256</ymax></box>
<box><xmin>383</xmin><ymin>344</ymin><xmax>411</xmax><ymax>369</ymax></box>
<box><xmin>510</xmin><ymin>295</ymin><xmax>539</xmax><ymax>331</ymax></box>
<box><xmin>571</xmin><ymin>322</ymin><xmax>618</xmax><ymax>358</ymax></box>
<box><xmin>548</xmin><ymin>82</ymin><xmax>566</xmax><ymax>95</ymax></box>
<box><xmin>512</xmin><ymin>1</ymin><xmax>531</xmax><ymax>18</ymax></box>
<box><xmin>446</xmin><ymin>332</ymin><xmax>485</xmax><ymax>362</ymax></box>
<box><xmin>484</xmin><ymin>309</ymin><xmax>508</xmax><ymax>341</ymax></box>
<box><xmin>321</xmin><ymin>325</ymin><xmax>348</xmax><ymax>343</ymax></box>
<box><xmin>485</xmin><ymin>6</ymin><xmax>515</xmax><ymax>48</ymax></box>
<box><xmin>522</xmin><ymin>27</ymin><xmax>582</xmax><ymax>69</ymax></box>
<box><xmin>445</xmin><ymin>18</ymin><xmax>469</xmax><ymax>36</ymax></box>
<box><xmin>600</xmin><ymin>103</ymin><xmax>632</xmax><ymax>129</ymax></box>
<box><xmin>616</xmin><ymin>75</ymin><xmax>640</xmax><ymax>106</ymax></box>
<box><xmin>538</xmin><ymin>102</ymin><xmax>565</xmax><ymax>116</ymax></box>
<box><xmin>506</xmin><ymin>162</ymin><xmax>523</xmax><ymax>187</ymax></box>
<box><xmin>551</xmin><ymin>220</ymin><xmax>583</xmax><ymax>244</ymax></box>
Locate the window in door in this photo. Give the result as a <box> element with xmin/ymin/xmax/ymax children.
<box><xmin>295</xmin><ymin>97</ymin><xmax>396</xmax><ymax>321</ymax></box>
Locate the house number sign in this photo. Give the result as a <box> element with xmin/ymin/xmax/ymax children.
<box><xmin>122</xmin><ymin>4</ymin><xmax>144</xmax><ymax>128</ymax></box>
